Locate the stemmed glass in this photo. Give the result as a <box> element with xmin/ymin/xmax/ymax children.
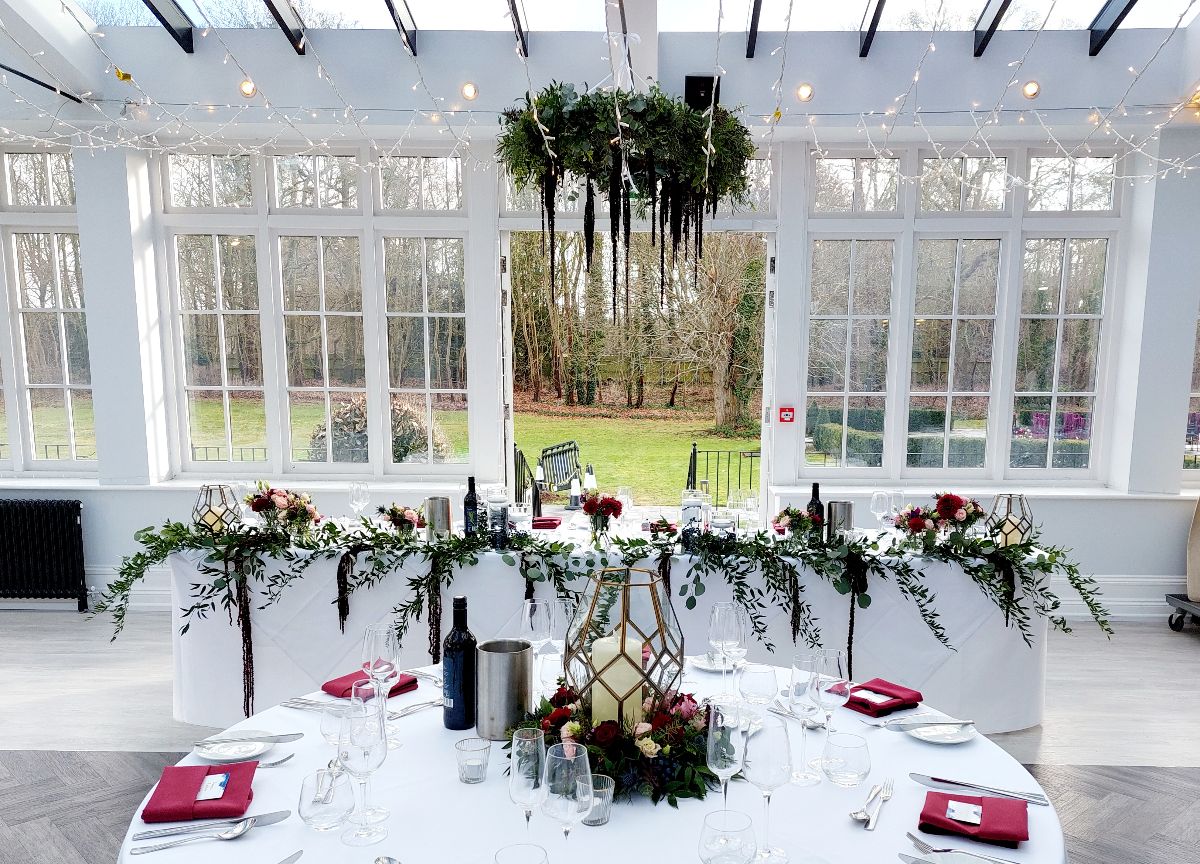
<box><xmin>337</xmin><ymin>696</ymin><xmax>388</xmax><ymax>847</ymax></box>
<box><xmin>787</xmin><ymin>652</ymin><xmax>821</xmax><ymax>787</ymax></box>
<box><xmin>870</xmin><ymin>491</ymin><xmax>890</xmax><ymax>532</ymax></box>
<box><xmin>706</xmin><ymin>698</ymin><xmax>747</xmax><ymax>808</ymax></box>
<box><xmin>737</xmin><ymin>664</ymin><xmax>778</xmax><ymax>712</ymax></box>
<box><xmin>540</xmin><ymin>598</ymin><xmax>575</xmax><ymax>692</ymax></box>
<box><xmin>709</xmin><ymin>602</ymin><xmax>748</xmax><ymax>694</ymax></box>
<box><xmin>520</xmin><ymin>599</ymin><xmax>554</xmax><ymax>696</ymax></box>
<box><xmin>348</xmin><ymin>481</ymin><xmax>369</xmax><ymax>517</ymax></box>
<box><xmin>743</xmin><ymin>714</ymin><xmax>792</xmax><ymax>864</ymax></box>
<box><xmin>508</xmin><ymin>727</ymin><xmax>547</xmax><ymax>831</ymax></box>
<box><xmin>496</xmin><ymin>845</ymin><xmax>550</xmax><ymax>864</ymax></box>
<box><xmin>698</xmin><ymin>810</ymin><xmax>758</xmax><ymax>864</ymax></box>
<box><xmin>348</xmin><ymin>680</ymin><xmax>390</xmax><ymax>824</ymax></box>
<box><xmin>361</xmin><ymin>623</ymin><xmax>401</xmax><ymax>750</ymax></box>
<box><xmin>541</xmin><ymin>742</ymin><xmax>593</xmax><ymax>846</ymax></box>
<box><xmin>807</xmin><ymin>648</ymin><xmax>850</xmax><ymax>772</ymax></box>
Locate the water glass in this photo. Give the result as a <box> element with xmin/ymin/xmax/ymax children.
<box><xmin>698</xmin><ymin>809</ymin><xmax>757</xmax><ymax>864</ymax></box>
<box><xmin>737</xmin><ymin>664</ymin><xmax>778</xmax><ymax>708</ymax></box>
<box><xmin>495</xmin><ymin>844</ymin><xmax>549</xmax><ymax>864</ymax></box>
<box><xmin>582</xmin><ymin>774</ymin><xmax>615</xmax><ymax>826</ymax></box>
<box><xmin>320</xmin><ymin>704</ymin><xmax>349</xmax><ymax>746</ymax></box>
<box><xmin>788</xmin><ymin>653</ymin><xmax>821</xmax><ymax>787</ymax></box>
<box><xmin>456</xmin><ymin>737</ymin><xmax>492</xmax><ymax>784</ymax></box>
<box><xmin>616</xmin><ymin>486</ymin><xmax>634</xmax><ymax>517</ymax></box>
<box><xmin>338</xmin><ymin>698</ymin><xmax>389</xmax><ymax>846</ymax></box>
<box><xmin>298</xmin><ymin>769</ymin><xmax>353</xmax><ymax>831</ymax></box>
<box><xmin>870</xmin><ymin>490</ymin><xmax>890</xmax><ymax>530</ymax></box>
<box><xmin>349</xmin><ymin>481</ymin><xmax>369</xmax><ymax>515</ymax></box>
<box><xmin>821</xmin><ymin>732</ymin><xmax>871</xmax><ymax>788</ymax></box>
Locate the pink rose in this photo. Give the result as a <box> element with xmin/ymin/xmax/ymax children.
<box><xmin>675</xmin><ymin>694</ymin><xmax>698</xmax><ymax>720</ymax></box>
<box><xmin>403</xmin><ymin>509</ymin><xmax>419</xmax><ymax>525</ymax></box>
<box><xmin>955</xmin><ymin>508</ymin><xmax>967</xmax><ymax>521</ymax></box>
<box><xmin>633</xmin><ymin>722</ymin><xmax>652</xmax><ymax>737</ymax></box>
<box><xmin>271</xmin><ymin>494</ymin><xmax>289</xmax><ymax>510</ymax></box>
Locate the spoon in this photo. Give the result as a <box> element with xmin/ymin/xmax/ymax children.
<box><xmin>849</xmin><ymin>784</ymin><xmax>883</xmax><ymax>823</ymax></box>
<box><xmin>130</xmin><ymin>818</ymin><xmax>253</xmax><ymax>854</ymax></box>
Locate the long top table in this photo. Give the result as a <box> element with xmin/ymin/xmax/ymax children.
<box><xmin>122</xmin><ymin>664</ymin><xmax>1065</xmax><ymax>863</ymax></box>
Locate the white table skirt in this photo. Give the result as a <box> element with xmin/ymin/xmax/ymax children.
<box><xmin>124</xmin><ymin>665</ymin><xmax>1066</xmax><ymax>864</ymax></box>
<box><xmin>169</xmin><ymin>546</ymin><xmax>1046</xmax><ymax>734</ymax></box>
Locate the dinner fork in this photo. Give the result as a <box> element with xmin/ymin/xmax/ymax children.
<box><xmin>401</xmin><ymin>669</ymin><xmax>443</xmax><ymax>687</ymax></box>
<box><xmin>865</xmin><ymin>777</ymin><xmax>893</xmax><ymax>830</ymax></box>
<box><xmin>907</xmin><ymin>831</ymin><xmax>1020</xmax><ymax>864</ymax></box>
<box><xmin>259</xmin><ymin>753</ymin><xmax>295</xmax><ymax>769</ymax></box>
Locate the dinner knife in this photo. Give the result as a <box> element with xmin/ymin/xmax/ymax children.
<box><xmin>902</xmin><ymin>851</ymin><xmax>1020</xmax><ymax>864</ymax></box>
<box><xmin>130</xmin><ymin>810</ymin><xmax>290</xmax><ymax>841</ymax></box>
<box><xmin>898</xmin><ymin>855</ymin><xmax>937</xmax><ymax>864</ymax></box>
<box><xmin>194</xmin><ymin>732</ymin><xmax>305</xmax><ymax>747</ymax></box>
<box><xmin>277</xmin><ymin>853</ymin><xmax>303</xmax><ymax>864</ymax></box>
<box><xmin>885</xmin><ymin>718</ymin><xmax>976</xmax><ymax>731</ymax></box>
<box><xmin>909</xmin><ymin>772</ymin><xmax>1049</xmax><ymax>805</ymax></box>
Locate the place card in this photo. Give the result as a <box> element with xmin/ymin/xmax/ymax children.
<box><xmin>195</xmin><ymin>772</ymin><xmax>230</xmax><ymax>801</ymax></box>
<box><xmin>946</xmin><ymin>800</ymin><xmax>983</xmax><ymax>825</ymax></box>
<box><xmin>854</xmin><ymin>688</ymin><xmax>893</xmax><ymax>705</ymax></box>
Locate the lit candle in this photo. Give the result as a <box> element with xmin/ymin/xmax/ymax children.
<box><xmin>589</xmin><ymin>633</ymin><xmax>645</xmax><ymax>726</ymax></box>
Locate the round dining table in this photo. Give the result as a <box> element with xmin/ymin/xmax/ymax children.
<box><xmin>118</xmin><ymin>664</ymin><xmax>1066</xmax><ymax>864</ymax></box>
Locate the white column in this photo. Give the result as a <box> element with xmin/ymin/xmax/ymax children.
<box><xmin>1106</xmin><ymin>129</ymin><xmax>1200</xmax><ymax>493</ymax></box>
<box><xmin>464</xmin><ymin>145</ymin><xmax>503</xmax><ymax>484</ymax></box>
<box><xmin>72</xmin><ymin>148</ymin><xmax>171</xmax><ymax>484</ymax></box>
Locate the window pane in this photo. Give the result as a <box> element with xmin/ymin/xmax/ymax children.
<box><xmin>7</xmin><ymin>153</ymin><xmax>49</xmax><ymax>207</ymax></box>
<box><xmin>851</xmin><ymin>240</ymin><xmax>892</xmax><ymax>315</ymax></box>
<box><xmin>290</xmin><ymin>393</ymin><xmax>326</xmax><ymax>461</ymax></box>
<box><xmin>957</xmin><ymin>239</ymin><xmax>999</xmax><ymax>315</ymax></box>
<box><xmin>1021</xmin><ymin>239</ymin><xmax>1063</xmax><ymax>314</ymax></box>
<box><xmin>384</xmin><ymin>237</ymin><xmax>423</xmax><ymax>312</ymax></box>
<box><xmin>1065</xmin><ymin>238</ymin><xmax>1106</xmax><ymax>314</ymax></box>
<box><xmin>910</xmin><ymin>319</ymin><xmax>951</xmax><ymax>391</ymax></box>
<box><xmin>322</xmin><ymin>236</ymin><xmax>361</xmax><ymax>311</ymax></box>
<box><xmin>432</xmin><ymin>393</ymin><xmax>468</xmax><ymax>462</ymax></box>
<box><xmin>1015</xmin><ymin>318</ymin><xmax>1058</xmax><ymax>391</ymax></box>
<box><xmin>169</xmin><ymin>155</ymin><xmax>210</xmax><ymax>208</ymax></box>
<box><xmin>1186</xmin><ymin>396</ymin><xmax>1200</xmax><ymax>469</ymax></box>
<box><xmin>281</xmin><ymin>236</ymin><xmax>319</xmax><ymax>311</ymax></box>
<box><xmin>860</xmin><ymin>159</ymin><xmax>898</xmax><ymax>211</ymax></box>
<box><xmin>57</xmin><ymin>234</ymin><xmax>83</xmax><ymax>309</ymax></box>
<box><xmin>1072</xmin><ymin>157</ymin><xmax>1113</xmax><ymax>210</ymax></box>
<box><xmin>380</xmin><ymin>157</ymin><xmax>420</xmax><ymax>210</ymax></box>
<box><xmin>1011</xmin><ymin>395</ymin><xmax>1052</xmax><ymax>468</ymax></box>
<box><xmin>806</xmin><ymin>395</ymin><xmax>844</xmax><ymax>467</ymax></box>
<box><xmin>388</xmin><ymin>317</ymin><xmax>426</xmax><ymax>387</ymax></box>
<box><xmin>15</xmin><ymin>233</ymin><xmax>56</xmax><ymax>308</ymax></box>
<box><xmin>0</xmin><ymin>383</ymin><xmax>8</xmax><ymax>460</ymax></box>
<box><xmin>430</xmin><ymin>317</ymin><xmax>467</xmax><ymax>389</ymax></box>
<box><xmin>846</xmin><ymin>396</ymin><xmax>885</xmax><ymax>466</ymax></box>
<box><xmin>325</xmin><ymin>316</ymin><xmax>365</xmax><ymax>387</ymax></box>
<box><xmin>229</xmin><ymin>390</ymin><xmax>267</xmax><ymax>462</ymax></box>
<box><xmin>948</xmin><ymin>396</ymin><xmax>988</xmax><ymax>468</ymax></box>
<box><xmin>182</xmin><ymin>314</ymin><xmax>221</xmax><ymax>386</ymax></box>
<box><xmin>187</xmin><ymin>390</ymin><xmax>227</xmax><ymax>461</ymax></box>
<box><xmin>1192</xmin><ymin>320</ymin><xmax>1200</xmax><ymax>393</ymax></box>
<box><xmin>914</xmin><ymin>239</ymin><xmax>955</xmax><ymax>315</ymax></box>
<box><xmin>63</xmin><ymin>311</ymin><xmax>90</xmax><ymax>385</ymax></box>
<box><xmin>849</xmin><ymin>320</ymin><xmax>888</xmax><ymax>391</ymax></box>
<box><xmin>963</xmin><ymin>157</ymin><xmax>1006</xmax><ymax>210</ymax></box>
<box><xmin>223</xmin><ymin>314</ymin><xmax>262</xmax><ymax>386</ymax></box>
<box><xmin>1057</xmin><ymin>319</ymin><xmax>1101</xmax><ymax>392</ymax></box>
<box><xmin>319</xmin><ymin>157</ymin><xmax>359</xmax><ymax>209</ymax></box>
<box><xmin>814</xmin><ymin>159</ymin><xmax>854</xmax><ymax>212</ymax></box>
<box><xmin>920</xmin><ymin>158</ymin><xmax>960</xmax><ymax>212</ymax></box>
<box><xmin>1053</xmin><ymin>396</ymin><xmax>1092</xmax><ymax>468</ymax></box>
<box><xmin>276</xmin><ymin>156</ymin><xmax>316</xmax><ymax>207</ymax></box>
<box><xmin>217</xmin><ymin>236</ymin><xmax>258</xmax><ymax>310</ymax></box>
<box><xmin>427</xmin><ymin>238</ymin><xmax>465</xmax><ymax>312</ymax></box>
<box><xmin>1028</xmin><ymin>157</ymin><xmax>1071</xmax><ymax>211</ymax></box>
<box><xmin>49</xmin><ymin>153</ymin><xmax>75</xmax><ymax>207</ymax></box>
<box><xmin>810</xmin><ymin>240</ymin><xmax>850</xmax><ymax>315</ymax></box>
<box><xmin>328</xmin><ymin>392</ymin><xmax>369</xmax><ymax>463</ymax></box>
<box><xmin>953</xmin><ymin>319</ymin><xmax>993</xmax><ymax>391</ymax></box>
<box><xmin>178</xmin><ymin>235</ymin><xmax>217</xmax><ymax>310</ymax></box>
<box><xmin>69</xmin><ymin>390</ymin><xmax>94</xmax><ymax>459</ymax></box>
<box><xmin>807</xmin><ymin>320</ymin><xmax>846</xmax><ymax>391</ymax></box>
<box><xmin>391</xmin><ymin>392</ymin><xmax>430</xmax><ymax>463</ymax></box>
<box><xmin>285</xmin><ymin>315</ymin><xmax>324</xmax><ymax>386</ymax></box>
<box><xmin>29</xmin><ymin>389</ymin><xmax>69</xmax><ymax>460</ymax></box>
<box><xmin>907</xmin><ymin>395</ymin><xmax>946</xmax><ymax>467</ymax></box>
<box><xmin>22</xmin><ymin>312</ymin><xmax>63</xmax><ymax>385</ymax></box>
<box><xmin>424</xmin><ymin>157</ymin><xmax>463</xmax><ymax>210</ymax></box>
<box><xmin>213</xmin><ymin>156</ymin><xmax>252</xmax><ymax>207</ymax></box>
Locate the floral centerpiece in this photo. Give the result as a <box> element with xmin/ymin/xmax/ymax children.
<box><xmin>582</xmin><ymin>493</ymin><xmax>623</xmax><ymax>547</ymax></box>
<box><xmin>772</xmin><ymin>506</ymin><xmax>823</xmax><ymax>538</ymax></box>
<box><xmin>377</xmin><ymin>503</ymin><xmax>424</xmax><ymax>533</ymax></box>
<box><xmin>244</xmin><ymin>481</ymin><xmax>321</xmax><ymax>535</ymax></box>
<box><xmin>510</xmin><ymin>683</ymin><xmax>719</xmax><ymax>806</ymax></box>
<box><xmin>898</xmin><ymin>492</ymin><xmax>984</xmax><ymax>539</ymax></box>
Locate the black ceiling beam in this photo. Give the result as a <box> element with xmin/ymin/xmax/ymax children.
<box><xmin>617</xmin><ymin>0</ymin><xmax>634</xmax><ymax>79</ymax></box>
<box><xmin>746</xmin><ymin>0</ymin><xmax>762</xmax><ymax>58</ymax></box>
<box><xmin>139</xmin><ymin>0</ymin><xmax>195</xmax><ymax>53</ymax></box>
<box><xmin>973</xmin><ymin>0</ymin><xmax>1011</xmax><ymax>57</ymax></box>
<box><xmin>262</xmin><ymin>0</ymin><xmax>306</xmax><ymax>55</ymax></box>
<box><xmin>0</xmin><ymin>63</ymin><xmax>82</xmax><ymax>104</ymax></box>
<box><xmin>506</xmin><ymin>0</ymin><xmax>528</xmax><ymax>57</ymax></box>
<box><xmin>383</xmin><ymin>0</ymin><xmax>417</xmax><ymax>56</ymax></box>
<box><xmin>1088</xmin><ymin>0</ymin><xmax>1139</xmax><ymax>56</ymax></box>
<box><xmin>859</xmin><ymin>0</ymin><xmax>886</xmax><ymax>58</ymax></box>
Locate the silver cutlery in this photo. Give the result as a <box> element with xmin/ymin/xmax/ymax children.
<box><xmin>897</xmin><ymin>855</ymin><xmax>938</xmax><ymax>864</ymax></box>
<box><xmin>401</xmin><ymin>669</ymin><xmax>443</xmax><ymax>686</ymax></box>
<box><xmin>769</xmin><ymin>700</ymin><xmax>825</xmax><ymax>729</ymax></box>
<box><xmin>884</xmin><ymin>718</ymin><xmax>975</xmax><ymax>732</ymax></box>
<box><xmin>277</xmin><ymin>852</ymin><xmax>304</xmax><ymax>864</ymax></box>
<box><xmin>849</xmin><ymin>784</ymin><xmax>883</xmax><ymax>822</ymax></box>
<box><xmin>865</xmin><ymin>777</ymin><xmax>894</xmax><ymax>830</ymax></box>
<box><xmin>260</xmin><ymin>753</ymin><xmax>295</xmax><ymax>768</ymax></box>
<box><xmin>909</xmin><ymin>772</ymin><xmax>1049</xmax><ymax>806</ymax></box>
<box><xmin>375</xmin><ymin>857</ymin><xmax>403</xmax><ymax>864</ymax></box>
<box><xmin>282</xmin><ymin>697</ymin><xmax>439</xmax><ymax>721</ymax></box>
<box><xmin>906</xmin><ymin>832</ymin><xmax>1021</xmax><ymax>864</ymax></box>
<box><xmin>130</xmin><ymin>810</ymin><xmax>290</xmax><ymax>842</ymax></box>
<box><xmin>129</xmin><ymin>818</ymin><xmax>253</xmax><ymax>854</ymax></box>
<box><xmin>194</xmin><ymin>732</ymin><xmax>304</xmax><ymax>747</ymax></box>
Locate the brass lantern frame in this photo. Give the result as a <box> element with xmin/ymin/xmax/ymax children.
<box><xmin>986</xmin><ymin>493</ymin><xmax>1033</xmax><ymax>547</ymax></box>
<box><xmin>192</xmin><ymin>483</ymin><xmax>241</xmax><ymax>536</ymax></box>
<box><xmin>562</xmin><ymin>566</ymin><xmax>685</xmax><ymax>726</ymax></box>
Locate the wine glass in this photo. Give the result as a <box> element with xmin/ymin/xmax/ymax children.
<box><xmin>737</xmin><ymin>664</ymin><xmax>778</xmax><ymax>710</ymax></box>
<box><xmin>889</xmin><ymin>490</ymin><xmax>904</xmax><ymax>529</ymax></box>
<box><xmin>508</xmin><ymin>727</ymin><xmax>547</xmax><ymax>830</ymax></box>
<box><xmin>521</xmin><ymin>599</ymin><xmax>554</xmax><ymax>695</ymax></box>
<box><xmin>348</xmin><ymin>680</ymin><xmax>390</xmax><ymax>824</ymax></box>
<box><xmin>706</xmin><ymin>698</ymin><xmax>747</xmax><ymax>809</ymax></box>
<box><xmin>495</xmin><ymin>845</ymin><xmax>549</xmax><ymax>864</ymax></box>
<box><xmin>337</xmin><ymin>697</ymin><xmax>388</xmax><ymax>846</ymax></box>
<box><xmin>808</xmin><ymin>648</ymin><xmax>850</xmax><ymax>772</ymax></box>
<box><xmin>787</xmin><ymin>652</ymin><xmax>821</xmax><ymax>787</ymax></box>
<box><xmin>361</xmin><ymin>623</ymin><xmax>401</xmax><ymax>750</ymax></box>
<box><xmin>541</xmin><ymin>742</ymin><xmax>593</xmax><ymax>846</ymax></box>
<box><xmin>870</xmin><ymin>491</ymin><xmax>890</xmax><ymax>532</ymax></box>
<box><xmin>348</xmin><ymin>481</ymin><xmax>369</xmax><ymax>517</ymax></box>
<box><xmin>743</xmin><ymin>714</ymin><xmax>792</xmax><ymax>863</ymax></box>
<box><xmin>698</xmin><ymin>809</ymin><xmax>757</xmax><ymax>864</ymax></box>
<box><xmin>616</xmin><ymin>486</ymin><xmax>634</xmax><ymax>519</ymax></box>
<box><xmin>708</xmin><ymin>602</ymin><xmax>747</xmax><ymax>694</ymax></box>
<box><xmin>540</xmin><ymin>598</ymin><xmax>576</xmax><ymax>692</ymax></box>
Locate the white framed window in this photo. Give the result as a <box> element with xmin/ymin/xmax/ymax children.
<box><xmin>812</xmin><ymin>156</ymin><xmax>899</xmax><ymax>213</ymax></box>
<box><xmin>272</xmin><ymin>155</ymin><xmax>360</xmax><ymax>210</ymax></box>
<box><xmin>1027</xmin><ymin>155</ymin><xmax>1115</xmax><ymax>212</ymax></box>
<box><xmin>378</xmin><ymin>156</ymin><xmax>463</xmax><ymax>211</ymax></box>
<box><xmin>4</xmin><ymin>152</ymin><xmax>75</xmax><ymax>210</ymax></box>
<box><xmin>1186</xmin><ymin>316</ymin><xmax>1200</xmax><ymax>471</ymax></box>
<box><xmin>165</xmin><ymin>154</ymin><xmax>253</xmax><ymax>209</ymax></box>
<box><xmin>919</xmin><ymin>157</ymin><xmax>1008</xmax><ymax>213</ymax></box>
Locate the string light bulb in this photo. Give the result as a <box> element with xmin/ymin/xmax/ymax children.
<box><xmin>796</xmin><ymin>82</ymin><xmax>814</xmax><ymax>102</ymax></box>
<box><xmin>1189</xmin><ymin>88</ymin><xmax>1200</xmax><ymax>108</ymax></box>
<box><xmin>239</xmin><ymin>78</ymin><xmax>257</xmax><ymax>98</ymax></box>
<box><xmin>1021</xmin><ymin>80</ymin><xmax>1040</xmax><ymax>100</ymax></box>
<box><xmin>461</xmin><ymin>82</ymin><xmax>478</xmax><ymax>101</ymax></box>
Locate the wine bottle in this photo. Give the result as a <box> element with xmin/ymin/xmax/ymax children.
<box><xmin>806</xmin><ymin>482</ymin><xmax>824</xmax><ymax>526</ymax></box>
<box><xmin>442</xmin><ymin>596</ymin><xmax>477</xmax><ymax>730</ymax></box>
<box><xmin>463</xmin><ymin>476</ymin><xmax>479</xmax><ymax>536</ymax></box>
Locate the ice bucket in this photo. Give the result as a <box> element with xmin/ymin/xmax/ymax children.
<box><xmin>476</xmin><ymin>639</ymin><xmax>533</xmax><ymax>740</ymax></box>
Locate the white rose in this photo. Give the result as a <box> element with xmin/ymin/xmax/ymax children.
<box><xmin>635</xmin><ymin>737</ymin><xmax>661</xmax><ymax>758</ymax></box>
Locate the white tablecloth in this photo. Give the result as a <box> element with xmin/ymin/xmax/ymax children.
<box><xmin>170</xmin><ymin>541</ymin><xmax>1046</xmax><ymax>733</ymax></box>
<box><xmin>123</xmin><ymin>666</ymin><xmax>1066</xmax><ymax>864</ymax></box>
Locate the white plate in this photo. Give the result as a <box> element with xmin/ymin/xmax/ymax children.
<box><xmin>686</xmin><ymin>654</ymin><xmax>746</xmax><ymax>673</ymax></box>
<box><xmin>194</xmin><ymin>730</ymin><xmax>276</xmax><ymax>763</ymax></box>
<box><xmin>904</xmin><ymin>723</ymin><xmax>978</xmax><ymax>745</ymax></box>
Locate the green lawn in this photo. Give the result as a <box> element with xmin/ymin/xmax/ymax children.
<box><xmin>515</xmin><ymin>413</ymin><xmax>761</xmax><ymax>505</ymax></box>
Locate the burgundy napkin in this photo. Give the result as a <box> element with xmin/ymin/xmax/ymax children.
<box><xmin>843</xmin><ymin>677</ymin><xmax>922</xmax><ymax>717</ymax></box>
<box><xmin>919</xmin><ymin>791</ymin><xmax>1029</xmax><ymax>848</ymax></box>
<box><xmin>141</xmin><ymin>761</ymin><xmax>257</xmax><ymax>823</ymax></box>
<box><xmin>532</xmin><ymin>516</ymin><xmax>562</xmax><ymax>530</ymax></box>
<box><xmin>321</xmin><ymin>670</ymin><xmax>418</xmax><ymax>699</ymax></box>
<box><xmin>773</xmin><ymin>523</ymin><xmax>785</xmax><ymax>535</ymax></box>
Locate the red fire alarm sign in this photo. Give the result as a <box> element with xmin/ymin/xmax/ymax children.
<box><xmin>779</xmin><ymin>406</ymin><xmax>795</xmax><ymax>423</ymax></box>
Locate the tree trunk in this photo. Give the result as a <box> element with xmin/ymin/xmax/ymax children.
<box><xmin>668</xmin><ymin>379</ymin><xmax>679</xmax><ymax>408</ymax></box>
<box><xmin>712</xmin><ymin>345</ymin><xmax>738</xmax><ymax>429</ymax></box>
<box><xmin>635</xmin><ymin>374</ymin><xmax>645</xmax><ymax>408</ymax></box>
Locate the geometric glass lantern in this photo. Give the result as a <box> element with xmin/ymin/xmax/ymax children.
<box><xmin>986</xmin><ymin>493</ymin><xmax>1033</xmax><ymax>548</ymax></box>
<box><xmin>563</xmin><ymin>567</ymin><xmax>684</xmax><ymax>728</ymax></box>
<box><xmin>192</xmin><ymin>483</ymin><xmax>241</xmax><ymax>536</ymax></box>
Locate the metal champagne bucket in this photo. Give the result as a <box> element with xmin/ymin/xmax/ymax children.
<box><xmin>476</xmin><ymin>639</ymin><xmax>533</xmax><ymax>740</ymax></box>
<box><xmin>424</xmin><ymin>496</ymin><xmax>452</xmax><ymax>541</ymax></box>
<box><xmin>826</xmin><ymin>500</ymin><xmax>854</xmax><ymax>541</ymax></box>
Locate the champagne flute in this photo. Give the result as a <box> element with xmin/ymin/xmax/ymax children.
<box><xmin>698</xmin><ymin>809</ymin><xmax>757</xmax><ymax>864</ymax></box>
<box><xmin>706</xmin><ymin>698</ymin><xmax>747</xmax><ymax>809</ymax></box>
<box><xmin>787</xmin><ymin>652</ymin><xmax>821</xmax><ymax>787</ymax></box>
<box><xmin>338</xmin><ymin>697</ymin><xmax>388</xmax><ymax>847</ymax></box>
<box><xmin>870</xmin><ymin>490</ymin><xmax>890</xmax><ymax>532</ymax></box>
<box><xmin>521</xmin><ymin>599</ymin><xmax>553</xmax><ymax>696</ymax></box>
<box><xmin>743</xmin><ymin>714</ymin><xmax>792</xmax><ymax>864</ymax></box>
<box><xmin>508</xmin><ymin>727</ymin><xmax>547</xmax><ymax>831</ymax></box>
<box><xmin>807</xmin><ymin>648</ymin><xmax>850</xmax><ymax>772</ymax></box>
<box><xmin>361</xmin><ymin>623</ymin><xmax>401</xmax><ymax>750</ymax></box>
<box><xmin>348</xmin><ymin>481</ymin><xmax>369</xmax><ymax>517</ymax></box>
<box><xmin>541</xmin><ymin>742</ymin><xmax>593</xmax><ymax>846</ymax></box>
<box><xmin>708</xmin><ymin>602</ymin><xmax>747</xmax><ymax>694</ymax></box>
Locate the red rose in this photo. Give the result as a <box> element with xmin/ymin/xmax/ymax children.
<box><xmin>936</xmin><ymin>494</ymin><xmax>964</xmax><ymax>519</ymax></box>
<box><xmin>591</xmin><ymin>720</ymin><xmax>620</xmax><ymax>747</ymax></box>
<box><xmin>543</xmin><ymin>707</ymin><xmax>572</xmax><ymax>730</ymax></box>
<box><xmin>651</xmin><ymin>711</ymin><xmax>672</xmax><ymax>731</ymax></box>
<box><xmin>250</xmin><ymin>496</ymin><xmax>270</xmax><ymax>513</ymax></box>
<box><xmin>582</xmin><ymin>496</ymin><xmax>598</xmax><ymax>515</ymax></box>
<box><xmin>812</xmin><ymin>513</ymin><xmax>823</xmax><ymax>526</ymax></box>
<box><xmin>907</xmin><ymin>515</ymin><xmax>927</xmax><ymax>533</ymax></box>
<box><xmin>549</xmin><ymin>686</ymin><xmax>576</xmax><ymax>708</ymax></box>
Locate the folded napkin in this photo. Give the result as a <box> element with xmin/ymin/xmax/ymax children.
<box><xmin>843</xmin><ymin>677</ymin><xmax>922</xmax><ymax>717</ymax></box>
<box><xmin>532</xmin><ymin>516</ymin><xmax>562</xmax><ymax>530</ymax></box>
<box><xmin>141</xmin><ymin>761</ymin><xmax>257</xmax><ymax>823</ymax></box>
<box><xmin>321</xmin><ymin>670</ymin><xmax>418</xmax><ymax>699</ymax></box>
<box><xmin>773</xmin><ymin>523</ymin><xmax>785</xmax><ymax>535</ymax></box>
<box><xmin>919</xmin><ymin>791</ymin><xmax>1029</xmax><ymax>848</ymax></box>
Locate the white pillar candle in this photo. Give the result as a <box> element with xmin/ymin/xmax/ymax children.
<box><xmin>589</xmin><ymin>633</ymin><xmax>645</xmax><ymax>726</ymax></box>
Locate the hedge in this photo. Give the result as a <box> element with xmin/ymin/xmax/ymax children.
<box><xmin>812</xmin><ymin>422</ymin><xmax>1090</xmax><ymax>469</ymax></box>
